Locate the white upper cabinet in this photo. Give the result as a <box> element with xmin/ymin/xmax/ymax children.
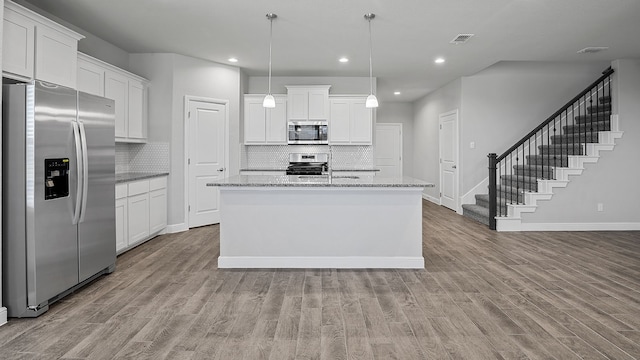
<box><xmin>79</xmin><ymin>53</ymin><xmax>149</xmax><ymax>143</ymax></box>
<box><xmin>105</xmin><ymin>70</ymin><xmax>129</xmax><ymax>138</ymax></box>
<box><xmin>286</xmin><ymin>85</ymin><xmax>330</xmax><ymax>121</ymax></box>
<box><xmin>77</xmin><ymin>56</ymin><xmax>105</xmax><ymax>96</ymax></box>
<box><xmin>2</xmin><ymin>1</ymin><xmax>84</xmax><ymax>88</ymax></box>
<box><xmin>329</xmin><ymin>97</ymin><xmax>373</xmax><ymax>145</ymax></box>
<box><xmin>127</xmin><ymin>81</ymin><xmax>145</xmax><ymax>140</ymax></box>
<box><xmin>244</xmin><ymin>94</ymin><xmax>287</xmax><ymax>145</ymax></box>
<box><xmin>3</xmin><ymin>7</ymin><xmax>34</xmax><ymax>79</ymax></box>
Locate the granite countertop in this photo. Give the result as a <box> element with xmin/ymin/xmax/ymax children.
<box><xmin>240</xmin><ymin>168</ymin><xmax>287</xmax><ymax>172</ymax></box>
<box><xmin>116</xmin><ymin>172</ymin><xmax>169</xmax><ymax>183</ymax></box>
<box><xmin>331</xmin><ymin>168</ymin><xmax>380</xmax><ymax>172</ymax></box>
<box><xmin>240</xmin><ymin>168</ymin><xmax>380</xmax><ymax>172</ymax></box>
<box><xmin>207</xmin><ymin>175</ymin><xmax>433</xmax><ymax>188</ymax></box>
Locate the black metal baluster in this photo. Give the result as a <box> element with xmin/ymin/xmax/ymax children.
<box><xmin>498</xmin><ymin>159</ymin><xmax>502</xmax><ymax>217</ymax></box>
<box><xmin>488</xmin><ymin>153</ymin><xmax>497</xmax><ymax>229</ymax></box>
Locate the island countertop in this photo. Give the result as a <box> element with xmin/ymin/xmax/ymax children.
<box><xmin>207</xmin><ymin>175</ymin><xmax>433</xmax><ymax>188</ymax></box>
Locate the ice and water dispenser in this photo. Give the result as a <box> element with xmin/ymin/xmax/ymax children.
<box><xmin>44</xmin><ymin>158</ymin><xmax>69</xmax><ymax>200</ymax></box>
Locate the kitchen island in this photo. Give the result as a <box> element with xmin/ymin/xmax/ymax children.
<box><xmin>207</xmin><ymin>175</ymin><xmax>433</xmax><ymax>269</ymax></box>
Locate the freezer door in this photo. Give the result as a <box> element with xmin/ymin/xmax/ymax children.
<box><xmin>77</xmin><ymin>92</ymin><xmax>116</xmax><ymax>282</ymax></box>
<box><xmin>30</xmin><ymin>81</ymin><xmax>80</xmax><ymax>307</ymax></box>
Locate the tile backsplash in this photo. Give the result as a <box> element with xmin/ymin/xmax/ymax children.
<box><xmin>242</xmin><ymin>145</ymin><xmax>374</xmax><ymax>169</ymax></box>
<box><xmin>116</xmin><ymin>142</ymin><xmax>170</xmax><ymax>173</ymax></box>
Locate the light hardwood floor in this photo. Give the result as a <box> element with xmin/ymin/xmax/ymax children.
<box><xmin>1</xmin><ymin>200</ymin><xmax>639</xmax><ymax>359</ymax></box>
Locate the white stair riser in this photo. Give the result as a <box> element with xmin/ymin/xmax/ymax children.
<box><xmin>496</xmin><ymin>127</ymin><xmax>622</xmax><ymax>232</ymax></box>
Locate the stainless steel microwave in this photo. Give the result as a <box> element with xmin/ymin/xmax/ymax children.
<box><xmin>288</xmin><ymin>121</ymin><xmax>328</xmax><ymax>145</ymax></box>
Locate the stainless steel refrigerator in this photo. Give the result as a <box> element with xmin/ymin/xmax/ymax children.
<box><xmin>2</xmin><ymin>80</ymin><xmax>116</xmax><ymax>317</ymax></box>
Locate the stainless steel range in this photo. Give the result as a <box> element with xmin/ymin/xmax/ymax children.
<box><xmin>286</xmin><ymin>153</ymin><xmax>328</xmax><ymax>175</ymax></box>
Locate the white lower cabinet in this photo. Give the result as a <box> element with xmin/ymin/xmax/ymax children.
<box><xmin>115</xmin><ymin>176</ymin><xmax>167</xmax><ymax>254</ymax></box>
<box><xmin>128</xmin><ymin>193</ymin><xmax>150</xmax><ymax>246</ymax></box>
<box><xmin>115</xmin><ymin>185</ymin><xmax>128</xmax><ymax>252</ymax></box>
<box><xmin>149</xmin><ymin>178</ymin><xmax>168</xmax><ymax>234</ymax></box>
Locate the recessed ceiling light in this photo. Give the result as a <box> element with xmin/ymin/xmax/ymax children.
<box><xmin>228</xmin><ymin>57</ymin><xmax>239</xmax><ymax>63</ymax></box>
<box><xmin>435</xmin><ymin>57</ymin><xmax>445</xmax><ymax>64</ymax></box>
<box><xmin>394</xmin><ymin>91</ymin><xmax>401</xmax><ymax>95</ymax></box>
<box><xmin>339</xmin><ymin>57</ymin><xmax>349</xmax><ymax>63</ymax></box>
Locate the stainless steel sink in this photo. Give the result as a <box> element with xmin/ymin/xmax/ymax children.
<box><xmin>296</xmin><ymin>175</ymin><xmax>328</xmax><ymax>179</ymax></box>
<box><xmin>331</xmin><ymin>175</ymin><xmax>359</xmax><ymax>179</ymax></box>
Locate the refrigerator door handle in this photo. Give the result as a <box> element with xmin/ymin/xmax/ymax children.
<box><xmin>78</xmin><ymin>121</ymin><xmax>89</xmax><ymax>223</ymax></box>
<box><xmin>72</xmin><ymin>121</ymin><xmax>83</xmax><ymax>225</ymax></box>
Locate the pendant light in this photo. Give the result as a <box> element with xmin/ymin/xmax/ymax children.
<box><xmin>364</xmin><ymin>13</ymin><xmax>378</xmax><ymax>108</ymax></box>
<box><xmin>263</xmin><ymin>13</ymin><xmax>277</xmax><ymax>108</ymax></box>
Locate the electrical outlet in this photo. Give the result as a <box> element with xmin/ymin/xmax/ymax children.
<box><xmin>470</xmin><ymin>141</ymin><xmax>476</xmax><ymax>149</ymax></box>
<box><xmin>597</xmin><ymin>203</ymin><xmax>604</xmax><ymax>212</ymax></box>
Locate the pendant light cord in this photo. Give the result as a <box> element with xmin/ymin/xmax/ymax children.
<box><xmin>268</xmin><ymin>14</ymin><xmax>273</xmax><ymax>95</ymax></box>
<box><xmin>365</xmin><ymin>14</ymin><xmax>375</xmax><ymax>96</ymax></box>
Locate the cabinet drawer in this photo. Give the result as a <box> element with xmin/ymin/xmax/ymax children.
<box><xmin>115</xmin><ymin>183</ymin><xmax>128</xmax><ymax>199</ymax></box>
<box><xmin>149</xmin><ymin>176</ymin><xmax>167</xmax><ymax>191</ymax></box>
<box><xmin>128</xmin><ymin>179</ymin><xmax>149</xmax><ymax>196</ymax></box>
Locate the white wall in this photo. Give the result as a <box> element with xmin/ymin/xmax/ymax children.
<box><xmin>376</xmin><ymin>102</ymin><xmax>414</xmax><ymax>177</ymax></box>
<box><xmin>129</xmin><ymin>53</ymin><xmax>241</xmax><ymax>228</ymax></box>
<box><xmin>521</xmin><ymin>59</ymin><xmax>640</xmax><ymax>226</ymax></box>
<box><xmin>412</xmin><ymin>78</ymin><xmax>462</xmax><ymax>200</ymax></box>
<box><xmin>412</xmin><ymin>61</ymin><xmax>611</xmax><ymax>204</ymax></box>
<box><xmin>460</xmin><ymin>61</ymin><xmax>610</xmax><ymax>193</ymax></box>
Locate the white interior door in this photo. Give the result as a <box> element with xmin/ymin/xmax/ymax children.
<box><xmin>188</xmin><ymin>99</ymin><xmax>227</xmax><ymax>227</ymax></box>
<box><xmin>375</xmin><ymin>124</ymin><xmax>402</xmax><ymax>178</ymax></box>
<box><xmin>439</xmin><ymin>110</ymin><xmax>459</xmax><ymax>212</ymax></box>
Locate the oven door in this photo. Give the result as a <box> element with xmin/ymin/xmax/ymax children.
<box><xmin>288</xmin><ymin>121</ymin><xmax>328</xmax><ymax>144</ymax></box>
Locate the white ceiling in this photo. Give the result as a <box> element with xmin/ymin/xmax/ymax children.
<box><xmin>21</xmin><ymin>0</ymin><xmax>640</xmax><ymax>102</ymax></box>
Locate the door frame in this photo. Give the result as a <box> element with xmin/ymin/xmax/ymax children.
<box><xmin>438</xmin><ymin>109</ymin><xmax>461</xmax><ymax>214</ymax></box>
<box><xmin>183</xmin><ymin>95</ymin><xmax>230</xmax><ymax>228</ymax></box>
<box><xmin>375</xmin><ymin>123</ymin><xmax>403</xmax><ymax>177</ymax></box>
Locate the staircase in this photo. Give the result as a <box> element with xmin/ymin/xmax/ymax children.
<box><xmin>462</xmin><ymin>68</ymin><xmax>622</xmax><ymax>230</ymax></box>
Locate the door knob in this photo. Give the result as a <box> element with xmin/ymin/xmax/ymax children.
<box><xmin>217</xmin><ymin>167</ymin><xmax>225</xmax><ymax>172</ymax></box>
<box><xmin>452</xmin><ymin>165</ymin><xmax>457</xmax><ymax>169</ymax></box>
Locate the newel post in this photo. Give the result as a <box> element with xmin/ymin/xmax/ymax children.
<box><xmin>488</xmin><ymin>153</ymin><xmax>497</xmax><ymax>230</ymax></box>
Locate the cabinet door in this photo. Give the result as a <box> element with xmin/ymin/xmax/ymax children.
<box><xmin>127</xmin><ymin>80</ymin><xmax>145</xmax><ymax>140</ymax></box>
<box><xmin>105</xmin><ymin>71</ymin><xmax>129</xmax><ymax>138</ymax></box>
<box><xmin>244</xmin><ymin>97</ymin><xmax>267</xmax><ymax>143</ymax></box>
<box><xmin>149</xmin><ymin>188</ymin><xmax>167</xmax><ymax>234</ymax></box>
<box><xmin>329</xmin><ymin>99</ymin><xmax>351</xmax><ymax>144</ymax></box>
<box><xmin>350</xmin><ymin>99</ymin><xmax>373</xmax><ymax>144</ymax></box>
<box><xmin>35</xmin><ymin>25</ymin><xmax>78</xmax><ymax>88</ymax></box>
<box><xmin>266</xmin><ymin>98</ymin><xmax>287</xmax><ymax>144</ymax></box>
<box><xmin>308</xmin><ymin>89</ymin><xmax>328</xmax><ymax>120</ymax></box>
<box><xmin>3</xmin><ymin>8</ymin><xmax>35</xmax><ymax>79</ymax></box>
<box><xmin>288</xmin><ymin>90</ymin><xmax>308</xmax><ymax>120</ymax></box>
<box><xmin>127</xmin><ymin>193</ymin><xmax>149</xmax><ymax>246</ymax></box>
<box><xmin>115</xmin><ymin>198</ymin><xmax>128</xmax><ymax>253</ymax></box>
<box><xmin>77</xmin><ymin>58</ymin><xmax>105</xmax><ymax>96</ymax></box>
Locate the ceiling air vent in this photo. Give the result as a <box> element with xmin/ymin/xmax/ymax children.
<box><xmin>450</xmin><ymin>34</ymin><xmax>474</xmax><ymax>44</ymax></box>
<box><xmin>577</xmin><ymin>47</ymin><xmax>609</xmax><ymax>54</ymax></box>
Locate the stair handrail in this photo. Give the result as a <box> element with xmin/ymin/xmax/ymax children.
<box><xmin>488</xmin><ymin>67</ymin><xmax>614</xmax><ymax>230</ymax></box>
<box><xmin>496</xmin><ymin>67</ymin><xmax>614</xmax><ymax>162</ymax></box>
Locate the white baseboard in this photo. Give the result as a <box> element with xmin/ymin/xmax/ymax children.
<box><xmin>461</xmin><ymin>177</ymin><xmax>488</xmax><ymax>205</ymax></box>
<box><xmin>165</xmin><ymin>223</ymin><xmax>189</xmax><ymax>234</ymax></box>
<box><xmin>422</xmin><ymin>193</ymin><xmax>440</xmax><ymax>205</ymax></box>
<box><xmin>0</xmin><ymin>307</ymin><xmax>7</xmax><ymax>327</ymax></box>
<box><xmin>520</xmin><ymin>222</ymin><xmax>640</xmax><ymax>231</ymax></box>
<box><xmin>218</xmin><ymin>256</ymin><xmax>425</xmax><ymax>269</ymax></box>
